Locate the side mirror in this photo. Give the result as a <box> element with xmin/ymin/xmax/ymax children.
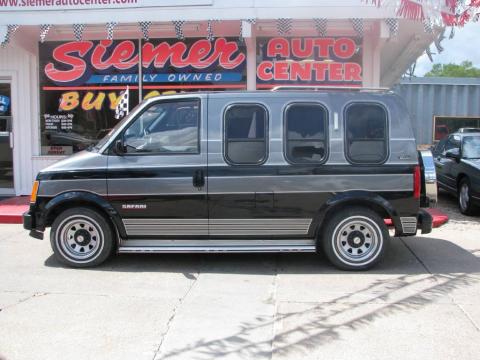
<box><xmin>113</xmin><ymin>139</ymin><xmax>125</xmax><ymax>155</ymax></box>
<box><xmin>445</xmin><ymin>149</ymin><xmax>460</xmax><ymax>161</ymax></box>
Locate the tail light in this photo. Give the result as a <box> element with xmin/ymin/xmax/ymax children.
<box><xmin>413</xmin><ymin>165</ymin><xmax>421</xmax><ymax>199</ymax></box>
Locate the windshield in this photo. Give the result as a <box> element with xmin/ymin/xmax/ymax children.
<box><xmin>91</xmin><ymin>103</ymin><xmax>143</xmax><ymax>151</ymax></box>
<box><xmin>462</xmin><ymin>136</ymin><xmax>480</xmax><ymax>159</ymax></box>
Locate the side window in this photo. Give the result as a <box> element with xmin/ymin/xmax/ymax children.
<box><xmin>345</xmin><ymin>103</ymin><xmax>388</xmax><ymax>164</ymax></box>
<box><xmin>442</xmin><ymin>135</ymin><xmax>460</xmax><ymax>155</ymax></box>
<box><xmin>224</xmin><ymin>104</ymin><xmax>268</xmax><ymax>165</ymax></box>
<box><xmin>285</xmin><ymin>103</ymin><xmax>328</xmax><ymax>164</ymax></box>
<box><xmin>433</xmin><ymin>138</ymin><xmax>447</xmax><ymax>156</ymax></box>
<box><xmin>122</xmin><ymin>99</ymin><xmax>200</xmax><ymax>154</ymax></box>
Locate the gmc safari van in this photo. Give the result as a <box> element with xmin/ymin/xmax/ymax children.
<box><xmin>24</xmin><ymin>90</ymin><xmax>443</xmax><ymax>270</ymax></box>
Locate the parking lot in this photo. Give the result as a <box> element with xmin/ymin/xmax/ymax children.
<box><xmin>0</xmin><ymin>192</ymin><xmax>479</xmax><ymax>360</ymax></box>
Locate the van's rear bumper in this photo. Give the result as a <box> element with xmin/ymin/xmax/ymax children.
<box><xmin>422</xmin><ymin>208</ymin><xmax>449</xmax><ymax>230</ymax></box>
<box><xmin>417</xmin><ymin>209</ymin><xmax>434</xmax><ymax>234</ymax></box>
<box><xmin>384</xmin><ymin>208</ymin><xmax>448</xmax><ymax>235</ymax></box>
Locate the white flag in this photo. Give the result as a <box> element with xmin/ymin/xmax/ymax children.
<box><xmin>115</xmin><ymin>86</ymin><xmax>129</xmax><ymax>120</ymax></box>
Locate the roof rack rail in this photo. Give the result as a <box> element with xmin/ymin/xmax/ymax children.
<box><xmin>270</xmin><ymin>85</ymin><xmax>390</xmax><ymax>92</ymax></box>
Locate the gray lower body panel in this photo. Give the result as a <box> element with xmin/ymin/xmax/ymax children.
<box><xmin>122</xmin><ymin>218</ymin><xmax>312</xmax><ymax>237</ymax></box>
<box><xmin>118</xmin><ymin>239</ymin><xmax>316</xmax><ymax>253</ymax></box>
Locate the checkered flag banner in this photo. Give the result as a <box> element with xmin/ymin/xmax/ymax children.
<box><xmin>423</xmin><ymin>19</ymin><xmax>433</xmax><ymax>34</ymax></box>
<box><xmin>72</xmin><ymin>24</ymin><xmax>85</xmax><ymax>41</ymax></box>
<box><xmin>350</xmin><ymin>18</ymin><xmax>363</xmax><ymax>37</ymax></box>
<box><xmin>173</xmin><ymin>20</ymin><xmax>185</xmax><ymax>40</ymax></box>
<box><xmin>106</xmin><ymin>22</ymin><xmax>118</xmax><ymax>40</ymax></box>
<box><xmin>115</xmin><ymin>87</ymin><xmax>129</xmax><ymax>120</ymax></box>
<box><xmin>139</xmin><ymin>21</ymin><xmax>152</xmax><ymax>41</ymax></box>
<box><xmin>385</xmin><ymin>18</ymin><xmax>398</xmax><ymax>38</ymax></box>
<box><xmin>207</xmin><ymin>20</ymin><xmax>214</xmax><ymax>42</ymax></box>
<box><xmin>239</xmin><ymin>18</ymin><xmax>256</xmax><ymax>42</ymax></box>
<box><xmin>434</xmin><ymin>28</ymin><xmax>445</xmax><ymax>54</ymax></box>
<box><xmin>425</xmin><ymin>46</ymin><xmax>434</xmax><ymax>62</ymax></box>
<box><xmin>449</xmin><ymin>26</ymin><xmax>455</xmax><ymax>39</ymax></box>
<box><xmin>39</xmin><ymin>24</ymin><xmax>51</xmax><ymax>43</ymax></box>
<box><xmin>1</xmin><ymin>25</ymin><xmax>19</xmax><ymax>47</ymax></box>
<box><xmin>314</xmin><ymin>18</ymin><xmax>327</xmax><ymax>37</ymax></box>
<box><xmin>276</xmin><ymin>18</ymin><xmax>292</xmax><ymax>36</ymax></box>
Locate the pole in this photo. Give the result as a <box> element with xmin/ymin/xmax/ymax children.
<box><xmin>138</xmin><ymin>38</ymin><xmax>143</xmax><ymax>102</ymax></box>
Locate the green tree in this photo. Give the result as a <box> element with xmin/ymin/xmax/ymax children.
<box><xmin>425</xmin><ymin>61</ymin><xmax>480</xmax><ymax>77</ymax></box>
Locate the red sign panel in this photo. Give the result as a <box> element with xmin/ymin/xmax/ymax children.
<box><xmin>42</xmin><ymin>38</ymin><xmax>246</xmax><ymax>87</ymax></box>
<box><xmin>256</xmin><ymin>37</ymin><xmax>363</xmax><ymax>89</ymax></box>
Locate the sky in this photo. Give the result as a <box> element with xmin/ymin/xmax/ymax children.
<box><xmin>415</xmin><ymin>22</ymin><xmax>480</xmax><ymax>76</ymax></box>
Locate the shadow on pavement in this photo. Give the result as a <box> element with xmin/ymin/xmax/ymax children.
<box><xmin>44</xmin><ymin>236</ymin><xmax>480</xmax><ymax>276</ymax></box>
<box><xmin>156</xmin><ymin>238</ymin><xmax>480</xmax><ymax>359</ymax></box>
<box><xmin>42</xmin><ymin>236</ymin><xmax>480</xmax><ymax>358</ymax></box>
<box><xmin>157</xmin><ymin>272</ymin><xmax>478</xmax><ymax>359</ymax></box>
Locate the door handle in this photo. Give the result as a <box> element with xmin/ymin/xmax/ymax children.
<box><xmin>192</xmin><ymin>169</ymin><xmax>205</xmax><ymax>188</ymax></box>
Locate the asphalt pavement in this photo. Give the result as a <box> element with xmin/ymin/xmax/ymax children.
<box><xmin>0</xmin><ymin>192</ymin><xmax>479</xmax><ymax>360</ymax></box>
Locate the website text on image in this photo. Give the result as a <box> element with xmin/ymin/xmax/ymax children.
<box><xmin>0</xmin><ymin>0</ymin><xmax>212</xmax><ymax>10</ymax></box>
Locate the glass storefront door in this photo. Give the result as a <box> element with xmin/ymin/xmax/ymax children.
<box><xmin>0</xmin><ymin>81</ymin><xmax>14</xmax><ymax>192</ymax></box>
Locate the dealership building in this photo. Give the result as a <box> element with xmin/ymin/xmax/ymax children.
<box><xmin>0</xmin><ymin>0</ymin><xmax>456</xmax><ymax>195</ymax></box>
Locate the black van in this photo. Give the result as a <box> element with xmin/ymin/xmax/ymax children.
<box><xmin>24</xmin><ymin>91</ymin><xmax>443</xmax><ymax>270</ymax></box>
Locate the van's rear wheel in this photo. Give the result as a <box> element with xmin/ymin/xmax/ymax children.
<box><xmin>50</xmin><ymin>207</ymin><xmax>114</xmax><ymax>268</ymax></box>
<box><xmin>322</xmin><ymin>207</ymin><xmax>389</xmax><ymax>270</ymax></box>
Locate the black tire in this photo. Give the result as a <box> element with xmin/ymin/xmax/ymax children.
<box><xmin>50</xmin><ymin>207</ymin><xmax>114</xmax><ymax>268</ymax></box>
<box><xmin>458</xmin><ymin>177</ymin><xmax>477</xmax><ymax>216</ymax></box>
<box><xmin>321</xmin><ymin>207</ymin><xmax>389</xmax><ymax>271</ymax></box>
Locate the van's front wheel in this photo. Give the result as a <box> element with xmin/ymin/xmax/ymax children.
<box><xmin>322</xmin><ymin>207</ymin><xmax>389</xmax><ymax>271</ymax></box>
<box><xmin>50</xmin><ymin>207</ymin><xmax>114</xmax><ymax>267</ymax></box>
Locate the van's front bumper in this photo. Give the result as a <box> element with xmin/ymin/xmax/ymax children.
<box><xmin>23</xmin><ymin>211</ymin><xmax>44</xmax><ymax>240</ymax></box>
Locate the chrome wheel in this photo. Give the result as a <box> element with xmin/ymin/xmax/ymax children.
<box><xmin>57</xmin><ymin>216</ymin><xmax>104</xmax><ymax>262</ymax></box>
<box><xmin>332</xmin><ymin>216</ymin><xmax>383</xmax><ymax>266</ymax></box>
<box><xmin>459</xmin><ymin>183</ymin><xmax>470</xmax><ymax>212</ymax></box>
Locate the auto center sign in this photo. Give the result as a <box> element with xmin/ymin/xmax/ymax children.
<box><xmin>257</xmin><ymin>37</ymin><xmax>362</xmax><ymax>88</ymax></box>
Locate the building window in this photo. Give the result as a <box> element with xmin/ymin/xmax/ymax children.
<box><xmin>284</xmin><ymin>103</ymin><xmax>328</xmax><ymax>164</ymax></box>
<box><xmin>122</xmin><ymin>99</ymin><xmax>200</xmax><ymax>154</ymax></box>
<box><xmin>38</xmin><ymin>38</ymin><xmax>247</xmax><ymax>156</ymax></box>
<box><xmin>345</xmin><ymin>103</ymin><xmax>388</xmax><ymax>164</ymax></box>
<box><xmin>224</xmin><ymin>104</ymin><xmax>268</xmax><ymax>165</ymax></box>
<box><xmin>433</xmin><ymin>116</ymin><xmax>480</xmax><ymax>142</ymax></box>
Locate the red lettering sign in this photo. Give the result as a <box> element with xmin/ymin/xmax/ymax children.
<box><xmin>45</xmin><ymin>38</ymin><xmax>246</xmax><ymax>84</ymax></box>
<box><xmin>257</xmin><ymin>37</ymin><xmax>362</xmax><ymax>87</ymax></box>
<box><xmin>91</xmin><ymin>40</ymin><xmax>138</xmax><ymax>70</ymax></box>
<box><xmin>45</xmin><ymin>41</ymin><xmax>93</xmax><ymax>84</ymax></box>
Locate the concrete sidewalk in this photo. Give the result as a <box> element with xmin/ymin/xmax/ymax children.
<box><xmin>0</xmin><ymin>193</ymin><xmax>479</xmax><ymax>360</ymax></box>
